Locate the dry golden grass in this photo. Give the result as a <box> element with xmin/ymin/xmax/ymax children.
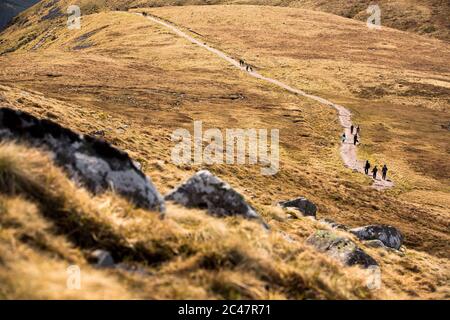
<box><xmin>0</xmin><ymin>4</ymin><xmax>448</xmax><ymax>299</ymax></box>
<box><xmin>0</xmin><ymin>142</ymin><xmax>398</xmax><ymax>300</ymax></box>
<box><xmin>61</xmin><ymin>0</ymin><xmax>450</xmax><ymax>40</ymax></box>
<box><xmin>151</xmin><ymin>0</ymin><xmax>441</xmax><ymax>43</ymax></box>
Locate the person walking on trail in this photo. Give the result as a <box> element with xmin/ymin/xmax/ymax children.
<box><xmin>382</xmin><ymin>164</ymin><xmax>388</xmax><ymax>180</ymax></box>
<box><xmin>356</xmin><ymin>126</ymin><xmax>360</xmax><ymax>135</ymax></box>
<box><xmin>341</xmin><ymin>133</ymin><xmax>346</xmax><ymax>143</ymax></box>
<box><xmin>246</xmin><ymin>65</ymin><xmax>249</xmax><ymax>72</ymax></box>
<box><xmin>372</xmin><ymin>166</ymin><xmax>378</xmax><ymax>179</ymax></box>
<box><xmin>364</xmin><ymin>160</ymin><xmax>371</xmax><ymax>175</ymax></box>
<box><xmin>350</xmin><ymin>125</ymin><xmax>354</xmax><ymax>135</ymax></box>
<box><xmin>353</xmin><ymin>134</ymin><xmax>359</xmax><ymax>146</ymax></box>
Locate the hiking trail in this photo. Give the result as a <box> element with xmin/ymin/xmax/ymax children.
<box><xmin>140</xmin><ymin>13</ymin><xmax>394</xmax><ymax>190</ymax></box>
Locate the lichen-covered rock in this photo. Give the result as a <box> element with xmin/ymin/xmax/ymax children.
<box><xmin>165</xmin><ymin>170</ymin><xmax>267</xmax><ymax>227</ymax></box>
<box><xmin>306</xmin><ymin>230</ymin><xmax>378</xmax><ymax>268</ymax></box>
<box><xmin>279</xmin><ymin>197</ymin><xmax>317</xmax><ymax>217</ymax></box>
<box><xmin>0</xmin><ymin>107</ymin><xmax>165</xmax><ymax>212</ymax></box>
<box><xmin>349</xmin><ymin>225</ymin><xmax>403</xmax><ymax>250</ymax></box>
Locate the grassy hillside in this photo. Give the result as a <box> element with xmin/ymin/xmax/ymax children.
<box><xmin>2</xmin><ymin>141</ymin><xmax>385</xmax><ymax>299</ymax></box>
<box><xmin>128</xmin><ymin>0</ymin><xmax>450</xmax><ymax>41</ymax></box>
<box><xmin>0</xmin><ymin>2</ymin><xmax>448</xmax><ymax>299</ymax></box>
<box><xmin>1</xmin><ymin>0</ymin><xmax>449</xmax><ymax>41</ymax></box>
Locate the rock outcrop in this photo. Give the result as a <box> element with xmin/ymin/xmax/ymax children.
<box><xmin>306</xmin><ymin>230</ymin><xmax>378</xmax><ymax>268</ymax></box>
<box><xmin>165</xmin><ymin>170</ymin><xmax>267</xmax><ymax>227</ymax></box>
<box><xmin>349</xmin><ymin>225</ymin><xmax>403</xmax><ymax>250</ymax></box>
<box><xmin>279</xmin><ymin>197</ymin><xmax>317</xmax><ymax>217</ymax></box>
<box><xmin>0</xmin><ymin>107</ymin><xmax>165</xmax><ymax>212</ymax></box>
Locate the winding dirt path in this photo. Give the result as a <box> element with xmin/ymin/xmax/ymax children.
<box><xmin>142</xmin><ymin>13</ymin><xmax>394</xmax><ymax>190</ymax></box>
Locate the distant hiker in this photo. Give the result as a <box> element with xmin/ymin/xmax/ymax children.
<box><xmin>353</xmin><ymin>134</ymin><xmax>359</xmax><ymax>145</ymax></box>
<box><xmin>382</xmin><ymin>164</ymin><xmax>388</xmax><ymax>180</ymax></box>
<box><xmin>249</xmin><ymin>66</ymin><xmax>253</xmax><ymax>72</ymax></box>
<box><xmin>350</xmin><ymin>125</ymin><xmax>354</xmax><ymax>134</ymax></box>
<box><xmin>239</xmin><ymin>60</ymin><xmax>244</xmax><ymax>67</ymax></box>
<box><xmin>246</xmin><ymin>65</ymin><xmax>249</xmax><ymax>72</ymax></box>
<box><xmin>372</xmin><ymin>166</ymin><xmax>378</xmax><ymax>179</ymax></box>
<box><xmin>364</xmin><ymin>160</ymin><xmax>371</xmax><ymax>175</ymax></box>
<box><xmin>356</xmin><ymin>126</ymin><xmax>361</xmax><ymax>135</ymax></box>
<box><xmin>341</xmin><ymin>133</ymin><xmax>346</xmax><ymax>143</ymax></box>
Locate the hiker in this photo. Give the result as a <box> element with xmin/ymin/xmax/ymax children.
<box><xmin>341</xmin><ymin>133</ymin><xmax>346</xmax><ymax>143</ymax></box>
<box><xmin>382</xmin><ymin>164</ymin><xmax>388</xmax><ymax>180</ymax></box>
<box><xmin>350</xmin><ymin>125</ymin><xmax>354</xmax><ymax>134</ymax></box>
<box><xmin>364</xmin><ymin>160</ymin><xmax>371</xmax><ymax>175</ymax></box>
<box><xmin>353</xmin><ymin>134</ymin><xmax>359</xmax><ymax>145</ymax></box>
<box><xmin>239</xmin><ymin>60</ymin><xmax>244</xmax><ymax>67</ymax></box>
<box><xmin>246</xmin><ymin>65</ymin><xmax>249</xmax><ymax>72</ymax></box>
<box><xmin>356</xmin><ymin>126</ymin><xmax>360</xmax><ymax>135</ymax></box>
<box><xmin>372</xmin><ymin>166</ymin><xmax>378</xmax><ymax>179</ymax></box>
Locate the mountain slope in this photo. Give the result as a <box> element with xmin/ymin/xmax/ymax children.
<box><xmin>0</xmin><ymin>0</ymin><xmax>40</xmax><ymax>30</ymax></box>
<box><xmin>126</xmin><ymin>0</ymin><xmax>450</xmax><ymax>41</ymax></box>
<box><xmin>2</xmin><ymin>0</ymin><xmax>448</xmax><ymax>40</ymax></box>
<box><xmin>0</xmin><ymin>2</ymin><xmax>448</xmax><ymax>299</ymax></box>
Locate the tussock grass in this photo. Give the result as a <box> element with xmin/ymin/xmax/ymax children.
<box><xmin>0</xmin><ymin>141</ymin><xmax>387</xmax><ymax>299</ymax></box>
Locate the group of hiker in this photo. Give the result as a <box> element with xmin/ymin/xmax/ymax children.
<box><xmin>341</xmin><ymin>125</ymin><xmax>360</xmax><ymax>145</ymax></box>
<box><xmin>239</xmin><ymin>60</ymin><xmax>253</xmax><ymax>72</ymax></box>
<box><xmin>341</xmin><ymin>125</ymin><xmax>389</xmax><ymax>181</ymax></box>
<box><xmin>365</xmin><ymin>161</ymin><xmax>389</xmax><ymax>181</ymax></box>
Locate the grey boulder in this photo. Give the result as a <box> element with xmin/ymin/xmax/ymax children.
<box><xmin>306</xmin><ymin>230</ymin><xmax>378</xmax><ymax>268</ymax></box>
<box><xmin>0</xmin><ymin>108</ymin><xmax>165</xmax><ymax>212</ymax></box>
<box><xmin>349</xmin><ymin>225</ymin><xmax>403</xmax><ymax>250</ymax></box>
<box><xmin>165</xmin><ymin>170</ymin><xmax>267</xmax><ymax>227</ymax></box>
<box><xmin>279</xmin><ymin>197</ymin><xmax>317</xmax><ymax>217</ymax></box>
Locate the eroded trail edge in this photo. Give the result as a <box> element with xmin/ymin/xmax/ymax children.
<box><xmin>142</xmin><ymin>13</ymin><xmax>393</xmax><ymax>190</ymax></box>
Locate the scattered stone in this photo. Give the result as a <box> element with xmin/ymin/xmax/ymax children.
<box><xmin>319</xmin><ymin>218</ymin><xmax>349</xmax><ymax>231</ymax></box>
<box><xmin>115</xmin><ymin>263</ymin><xmax>151</xmax><ymax>276</ymax></box>
<box><xmin>306</xmin><ymin>230</ymin><xmax>378</xmax><ymax>268</ymax></box>
<box><xmin>90</xmin><ymin>250</ymin><xmax>115</xmax><ymax>268</ymax></box>
<box><xmin>349</xmin><ymin>225</ymin><xmax>403</xmax><ymax>250</ymax></box>
<box><xmin>279</xmin><ymin>197</ymin><xmax>317</xmax><ymax>217</ymax></box>
<box><xmin>165</xmin><ymin>170</ymin><xmax>267</xmax><ymax>227</ymax></box>
<box><xmin>0</xmin><ymin>107</ymin><xmax>165</xmax><ymax>212</ymax></box>
<box><xmin>91</xmin><ymin>130</ymin><xmax>106</xmax><ymax>137</ymax></box>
